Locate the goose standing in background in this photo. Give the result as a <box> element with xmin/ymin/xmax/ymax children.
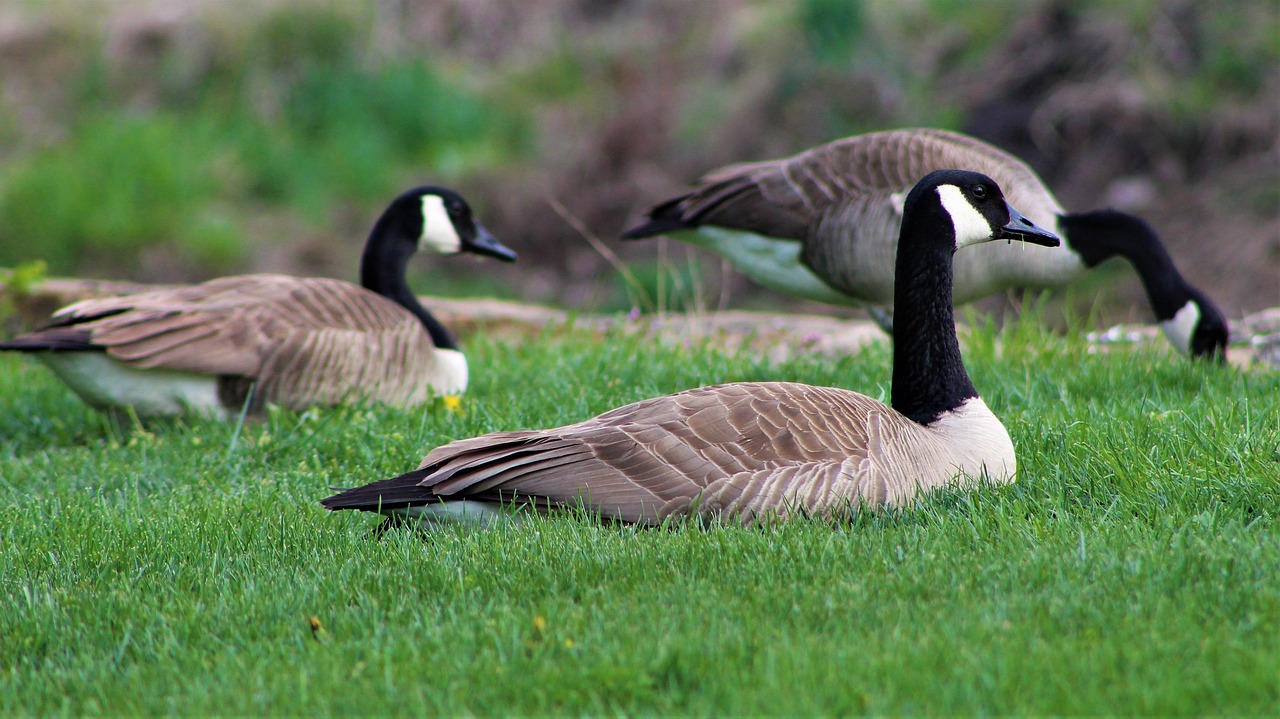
<box><xmin>623</xmin><ymin>128</ymin><xmax>1227</xmax><ymax>360</ymax></box>
<box><xmin>0</xmin><ymin>186</ymin><xmax>516</xmax><ymax>417</ymax></box>
<box><xmin>322</xmin><ymin>170</ymin><xmax>1060</xmax><ymax>527</ymax></box>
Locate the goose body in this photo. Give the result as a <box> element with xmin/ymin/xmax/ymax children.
<box><xmin>0</xmin><ymin>186</ymin><xmax>516</xmax><ymax>417</ymax></box>
<box><xmin>323</xmin><ymin>170</ymin><xmax>1061</xmax><ymax>526</ymax></box>
<box><xmin>623</xmin><ymin>128</ymin><xmax>1227</xmax><ymax>359</ymax></box>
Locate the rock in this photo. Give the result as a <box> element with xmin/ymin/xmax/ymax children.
<box><xmin>1234</xmin><ymin>308</ymin><xmax>1280</xmax><ymax>342</ymax></box>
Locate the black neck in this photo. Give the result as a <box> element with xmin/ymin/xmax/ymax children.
<box><xmin>890</xmin><ymin>211</ymin><xmax>977</xmax><ymax>425</ymax></box>
<box><xmin>359</xmin><ymin>215</ymin><xmax>458</xmax><ymax>350</ymax></box>
<box><xmin>1061</xmin><ymin>210</ymin><xmax>1193</xmax><ymax>320</ymax></box>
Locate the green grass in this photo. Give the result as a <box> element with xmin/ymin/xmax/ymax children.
<box><xmin>1</xmin><ymin>319</ymin><xmax>1278</xmax><ymax>714</ymax></box>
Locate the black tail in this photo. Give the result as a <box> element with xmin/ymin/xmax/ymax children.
<box><xmin>620</xmin><ymin>196</ymin><xmax>696</xmax><ymax>240</ymax></box>
<box><xmin>0</xmin><ymin>327</ymin><xmax>96</xmax><ymax>352</ymax></box>
<box><xmin>320</xmin><ymin>469</ymin><xmax>436</xmax><ymax>512</ymax></box>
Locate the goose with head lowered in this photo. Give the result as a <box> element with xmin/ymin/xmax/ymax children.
<box><xmin>623</xmin><ymin>128</ymin><xmax>1228</xmax><ymax>360</ymax></box>
<box><xmin>322</xmin><ymin>170</ymin><xmax>1059</xmax><ymax>527</ymax></box>
<box><xmin>0</xmin><ymin>186</ymin><xmax>516</xmax><ymax>418</ymax></box>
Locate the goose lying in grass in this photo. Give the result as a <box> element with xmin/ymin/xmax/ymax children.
<box><xmin>322</xmin><ymin>169</ymin><xmax>1060</xmax><ymax>527</ymax></box>
<box><xmin>623</xmin><ymin>127</ymin><xmax>1227</xmax><ymax>361</ymax></box>
<box><xmin>0</xmin><ymin>186</ymin><xmax>516</xmax><ymax>417</ymax></box>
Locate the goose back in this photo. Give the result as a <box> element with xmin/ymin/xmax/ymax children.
<box><xmin>635</xmin><ymin>128</ymin><xmax>1076</xmax><ymax>306</ymax></box>
<box><xmin>323</xmin><ymin>381</ymin><xmax>1015</xmax><ymax>525</ymax></box>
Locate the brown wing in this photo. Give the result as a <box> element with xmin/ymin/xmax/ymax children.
<box><xmin>323</xmin><ymin>382</ymin><xmax>891</xmax><ymax>525</ymax></box>
<box><xmin>680</xmin><ymin>128</ymin><xmax>1038</xmax><ymax>230</ymax></box>
<box><xmin>36</xmin><ymin>274</ymin><xmax>435</xmax><ymax>409</ymax></box>
<box><xmin>627</xmin><ymin>129</ymin><xmax>1062</xmax><ymax>304</ymax></box>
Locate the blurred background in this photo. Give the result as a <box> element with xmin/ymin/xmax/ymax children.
<box><xmin>0</xmin><ymin>0</ymin><xmax>1276</xmax><ymax>325</ymax></box>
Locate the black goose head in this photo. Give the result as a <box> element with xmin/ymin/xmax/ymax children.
<box><xmin>1169</xmin><ymin>286</ymin><xmax>1229</xmax><ymax>361</ymax></box>
<box><xmin>379</xmin><ymin>186</ymin><xmax>517</xmax><ymax>262</ymax></box>
<box><xmin>903</xmin><ymin>169</ymin><xmax>1061</xmax><ymax>253</ymax></box>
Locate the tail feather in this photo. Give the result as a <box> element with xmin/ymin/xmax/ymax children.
<box><xmin>426</xmin><ymin>437</ymin><xmax>581</xmax><ymax>494</ymax></box>
<box><xmin>620</xmin><ymin>195</ymin><xmax>697</xmax><ymax>239</ymax></box>
<box><xmin>623</xmin><ymin>174</ymin><xmax>778</xmax><ymax>239</ymax></box>
<box><xmin>0</xmin><ymin>327</ymin><xmax>97</xmax><ymax>352</ymax></box>
<box><xmin>319</xmin><ymin>434</ymin><xmax>575</xmax><ymax>513</ymax></box>
<box><xmin>320</xmin><ymin>469</ymin><xmax>435</xmax><ymax>511</ymax></box>
<box><xmin>1</xmin><ymin>308</ymin><xmax>130</xmax><ymax>352</ymax></box>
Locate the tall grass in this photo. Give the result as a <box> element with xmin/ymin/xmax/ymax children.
<box><xmin>1</xmin><ymin>317</ymin><xmax>1277</xmax><ymax>714</ymax></box>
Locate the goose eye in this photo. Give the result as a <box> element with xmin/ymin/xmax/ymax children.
<box><xmin>971</xmin><ymin>184</ymin><xmax>987</xmax><ymax>200</ymax></box>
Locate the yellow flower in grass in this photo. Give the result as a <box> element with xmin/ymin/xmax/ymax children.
<box><xmin>308</xmin><ymin>615</ymin><xmax>329</xmax><ymax>643</ymax></box>
<box><xmin>443</xmin><ymin>395</ymin><xmax>463</xmax><ymax>413</ymax></box>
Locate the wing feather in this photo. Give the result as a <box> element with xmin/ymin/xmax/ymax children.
<box><xmin>624</xmin><ymin>128</ymin><xmax>1067</xmax><ymax>306</ymax></box>
<box><xmin>325</xmin><ymin>382</ymin><xmax>898</xmax><ymax>525</ymax></box>
<box><xmin>9</xmin><ymin>274</ymin><xmax>450</xmax><ymax>409</ymax></box>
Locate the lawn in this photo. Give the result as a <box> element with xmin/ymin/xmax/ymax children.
<box><xmin>1</xmin><ymin>316</ymin><xmax>1277</xmax><ymax>715</ymax></box>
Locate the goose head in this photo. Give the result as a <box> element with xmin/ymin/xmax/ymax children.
<box><xmin>361</xmin><ymin>185</ymin><xmax>516</xmax><ymax>299</ymax></box>
<box><xmin>905</xmin><ymin>169</ymin><xmax>1061</xmax><ymax>253</ymax></box>
<box><xmin>385</xmin><ymin>186</ymin><xmax>518</xmax><ymax>261</ymax></box>
<box><xmin>1057</xmin><ymin>209</ymin><xmax>1227</xmax><ymax>361</ymax></box>
<box><xmin>1161</xmin><ymin>288</ymin><xmax>1229</xmax><ymax>361</ymax></box>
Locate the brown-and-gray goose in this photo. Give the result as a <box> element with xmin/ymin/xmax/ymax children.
<box><xmin>322</xmin><ymin>170</ymin><xmax>1060</xmax><ymax>526</ymax></box>
<box><xmin>623</xmin><ymin>128</ymin><xmax>1227</xmax><ymax>360</ymax></box>
<box><xmin>0</xmin><ymin>186</ymin><xmax>516</xmax><ymax>417</ymax></box>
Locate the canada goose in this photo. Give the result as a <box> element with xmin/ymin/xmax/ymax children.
<box><xmin>0</xmin><ymin>186</ymin><xmax>516</xmax><ymax>417</ymax></box>
<box><xmin>322</xmin><ymin>170</ymin><xmax>1060</xmax><ymax>527</ymax></box>
<box><xmin>622</xmin><ymin>128</ymin><xmax>1227</xmax><ymax>360</ymax></box>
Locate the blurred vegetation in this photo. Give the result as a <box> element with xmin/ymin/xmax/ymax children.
<box><xmin>0</xmin><ymin>2</ymin><xmax>531</xmax><ymax>278</ymax></box>
<box><xmin>0</xmin><ymin>0</ymin><xmax>1274</xmax><ymax>317</ymax></box>
<box><xmin>0</xmin><ymin>260</ymin><xmax>46</xmax><ymax>331</ymax></box>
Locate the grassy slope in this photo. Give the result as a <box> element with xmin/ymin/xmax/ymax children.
<box><xmin>0</xmin><ymin>319</ymin><xmax>1277</xmax><ymax>715</ymax></box>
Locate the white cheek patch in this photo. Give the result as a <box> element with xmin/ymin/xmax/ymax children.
<box><xmin>936</xmin><ymin>185</ymin><xmax>994</xmax><ymax>248</ymax></box>
<box><xmin>1159</xmin><ymin>300</ymin><xmax>1201</xmax><ymax>356</ymax></box>
<box><xmin>419</xmin><ymin>195</ymin><xmax>462</xmax><ymax>254</ymax></box>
